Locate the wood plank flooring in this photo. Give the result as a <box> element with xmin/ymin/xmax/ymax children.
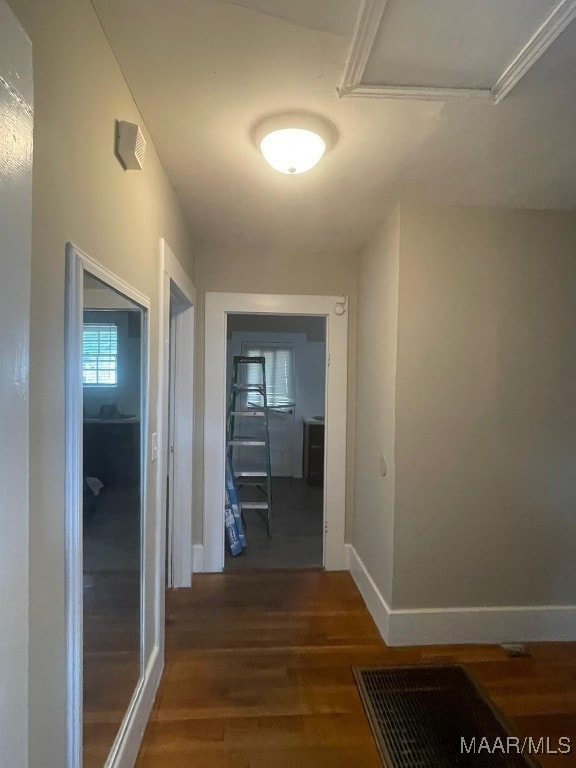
<box><xmin>83</xmin><ymin>570</ymin><xmax>140</xmax><ymax>768</ymax></box>
<box><xmin>136</xmin><ymin>570</ymin><xmax>576</xmax><ymax>768</ymax></box>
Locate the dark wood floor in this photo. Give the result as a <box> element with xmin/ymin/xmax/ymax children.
<box><xmin>136</xmin><ymin>570</ymin><xmax>576</xmax><ymax>768</ymax></box>
<box><xmin>83</xmin><ymin>480</ymin><xmax>142</xmax><ymax>767</ymax></box>
<box><xmin>83</xmin><ymin>569</ymin><xmax>140</xmax><ymax>768</ymax></box>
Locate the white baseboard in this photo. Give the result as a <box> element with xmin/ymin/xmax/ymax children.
<box><xmin>346</xmin><ymin>544</ymin><xmax>576</xmax><ymax>646</ymax></box>
<box><xmin>107</xmin><ymin>644</ymin><xmax>163</xmax><ymax>768</ymax></box>
<box><xmin>193</xmin><ymin>544</ymin><xmax>205</xmax><ymax>573</ymax></box>
<box><xmin>346</xmin><ymin>544</ymin><xmax>391</xmax><ymax>641</ymax></box>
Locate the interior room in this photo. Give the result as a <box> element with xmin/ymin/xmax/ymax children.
<box><xmin>224</xmin><ymin>313</ymin><xmax>326</xmax><ymax>570</ymax></box>
<box><xmin>2</xmin><ymin>0</ymin><xmax>576</xmax><ymax>767</ymax></box>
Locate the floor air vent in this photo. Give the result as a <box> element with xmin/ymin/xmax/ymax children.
<box><xmin>353</xmin><ymin>665</ymin><xmax>540</xmax><ymax>768</ymax></box>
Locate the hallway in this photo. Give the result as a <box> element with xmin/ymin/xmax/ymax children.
<box><xmin>136</xmin><ymin>571</ymin><xmax>576</xmax><ymax>768</ymax></box>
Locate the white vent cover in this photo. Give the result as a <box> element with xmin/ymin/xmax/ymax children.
<box><xmin>116</xmin><ymin>120</ymin><xmax>146</xmax><ymax>170</ymax></box>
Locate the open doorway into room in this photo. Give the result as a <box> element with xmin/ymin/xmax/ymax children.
<box><xmin>159</xmin><ymin>239</ymin><xmax>196</xmax><ymax>589</ymax></box>
<box><xmin>224</xmin><ymin>314</ymin><xmax>326</xmax><ymax>570</ymax></box>
<box><xmin>204</xmin><ymin>291</ymin><xmax>347</xmax><ymax>573</ymax></box>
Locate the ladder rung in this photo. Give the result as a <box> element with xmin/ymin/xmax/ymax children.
<box><xmin>229</xmin><ymin>357</ymin><xmax>272</xmax><ymax>537</ymax></box>
<box><xmin>228</xmin><ymin>439</ymin><xmax>265</xmax><ymax>446</ymax></box>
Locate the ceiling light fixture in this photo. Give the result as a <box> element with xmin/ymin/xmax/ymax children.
<box><xmin>253</xmin><ymin>112</ymin><xmax>336</xmax><ymax>175</ymax></box>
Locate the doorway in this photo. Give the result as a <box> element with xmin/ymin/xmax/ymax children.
<box><xmin>203</xmin><ymin>292</ymin><xmax>348</xmax><ymax>573</ymax></box>
<box><xmin>158</xmin><ymin>239</ymin><xmax>196</xmax><ymax>591</ymax></box>
<box><xmin>164</xmin><ymin>287</ymin><xmax>195</xmax><ymax>587</ymax></box>
<box><xmin>224</xmin><ymin>314</ymin><xmax>326</xmax><ymax>570</ymax></box>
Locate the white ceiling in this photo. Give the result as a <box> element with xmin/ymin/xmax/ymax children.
<box><xmin>92</xmin><ymin>0</ymin><xmax>576</xmax><ymax>255</ymax></box>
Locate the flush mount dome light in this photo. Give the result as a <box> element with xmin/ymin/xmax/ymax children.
<box><xmin>253</xmin><ymin>112</ymin><xmax>336</xmax><ymax>175</ymax></box>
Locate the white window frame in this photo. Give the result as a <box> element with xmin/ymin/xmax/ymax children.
<box><xmin>82</xmin><ymin>322</ymin><xmax>119</xmax><ymax>387</ymax></box>
<box><xmin>240</xmin><ymin>342</ymin><xmax>296</xmax><ymax>409</ymax></box>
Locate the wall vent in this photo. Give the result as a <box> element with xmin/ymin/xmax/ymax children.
<box><xmin>116</xmin><ymin>120</ymin><xmax>146</xmax><ymax>170</ymax></box>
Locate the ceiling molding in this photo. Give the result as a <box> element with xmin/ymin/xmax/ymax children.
<box><xmin>341</xmin><ymin>84</ymin><xmax>492</xmax><ymax>103</ymax></box>
<box><xmin>339</xmin><ymin>0</ymin><xmax>389</xmax><ymax>95</ymax></box>
<box><xmin>491</xmin><ymin>0</ymin><xmax>576</xmax><ymax>103</ymax></box>
<box><xmin>339</xmin><ymin>0</ymin><xmax>576</xmax><ymax>104</ymax></box>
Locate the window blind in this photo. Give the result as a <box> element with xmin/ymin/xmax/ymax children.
<box><xmin>243</xmin><ymin>346</ymin><xmax>295</xmax><ymax>408</ymax></box>
<box><xmin>83</xmin><ymin>323</ymin><xmax>118</xmax><ymax>386</ymax></box>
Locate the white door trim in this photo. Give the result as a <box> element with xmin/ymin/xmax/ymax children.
<box><xmin>166</xmin><ymin>313</ymin><xmax>178</xmax><ymax>584</ymax></box>
<box><xmin>203</xmin><ymin>292</ymin><xmax>348</xmax><ymax>572</ymax></box>
<box><xmin>157</xmin><ymin>239</ymin><xmax>196</xmax><ymax>603</ymax></box>
<box><xmin>64</xmin><ymin>247</ymin><xmax>83</xmax><ymax>768</ymax></box>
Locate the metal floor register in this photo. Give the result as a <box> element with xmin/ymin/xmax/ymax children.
<box><xmin>353</xmin><ymin>665</ymin><xmax>541</xmax><ymax>768</ymax></box>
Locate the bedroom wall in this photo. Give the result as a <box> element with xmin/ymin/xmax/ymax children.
<box><xmin>6</xmin><ymin>0</ymin><xmax>195</xmax><ymax>765</ymax></box>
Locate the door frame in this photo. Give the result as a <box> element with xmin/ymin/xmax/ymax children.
<box><xmin>203</xmin><ymin>292</ymin><xmax>348</xmax><ymax>572</ymax></box>
<box><xmin>166</xmin><ymin>307</ymin><xmax>178</xmax><ymax>583</ymax></box>
<box><xmin>156</xmin><ymin>238</ymin><xmax>196</xmax><ymax>607</ymax></box>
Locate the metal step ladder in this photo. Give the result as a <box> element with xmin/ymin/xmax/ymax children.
<box><xmin>226</xmin><ymin>355</ymin><xmax>273</xmax><ymax>537</ymax></box>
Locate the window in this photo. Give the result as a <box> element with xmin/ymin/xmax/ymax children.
<box><xmin>83</xmin><ymin>323</ymin><xmax>118</xmax><ymax>386</ymax></box>
<box><xmin>242</xmin><ymin>345</ymin><xmax>295</xmax><ymax>408</ymax></box>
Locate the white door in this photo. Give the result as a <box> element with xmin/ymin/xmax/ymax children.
<box><xmin>240</xmin><ymin>342</ymin><xmax>296</xmax><ymax>477</ymax></box>
<box><xmin>0</xmin><ymin>5</ymin><xmax>32</xmax><ymax>766</ymax></box>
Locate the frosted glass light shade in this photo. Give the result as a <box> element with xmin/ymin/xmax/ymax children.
<box><xmin>259</xmin><ymin>128</ymin><xmax>326</xmax><ymax>175</ymax></box>
<box><xmin>253</xmin><ymin>113</ymin><xmax>336</xmax><ymax>175</ymax></box>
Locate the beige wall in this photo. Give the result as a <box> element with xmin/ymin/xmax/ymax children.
<box><xmin>356</xmin><ymin>200</ymin><xmax>576</xmax><ymax>612</ymax></box>
<box><xmin>6</xmin><ymin>0</ymin><xmax>195</xmax><ymax>765</ymax></box>
<box><xmin>353</xmin><ymin>207</ymin><xmax>400</xmax><ymax>606</ymax></box>
<box><xmin>0</xmin><ymin>3</ymin><xmax>32</xmax><ymax>766</ymax></box>
<box><xmin>194</xmin><ymin>245</ymin><xmax>358</xmax><ymax>543</ymax></box>
<box><xmin>394</xmin><ymin>202</ymin><xmax>576</xmax><ymax>609</ymax></box>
